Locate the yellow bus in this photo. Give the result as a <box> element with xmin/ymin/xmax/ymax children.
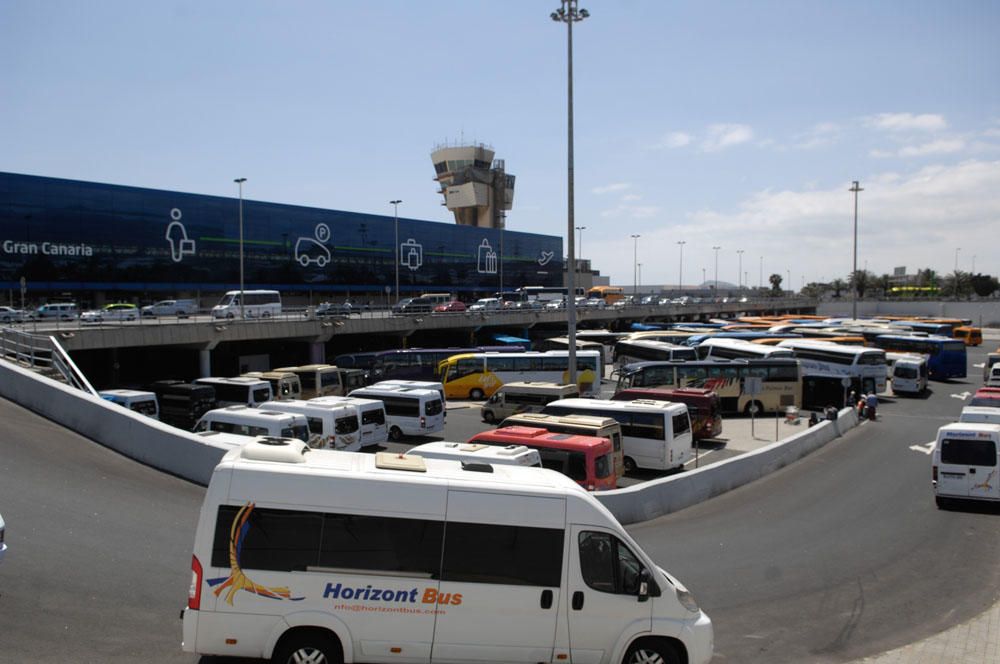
<box><xmin>586</xmin><ymin>285</ymin><xmax>625</xmax><ymax>304</ymax></box>
<box><xmin>438</xmin><ymin>350</ymin><xmax>602</xmax><ymax>400</ymax></box>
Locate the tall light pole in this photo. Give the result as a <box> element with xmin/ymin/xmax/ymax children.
<box><xmin>390</xmin><ymin>199</ymin><xmax>402</xmax><ymax>303</ymax></box>
<box><xmin>676</xmin><ymin>240</ymin><xmax>685</xmax><ymax>293</ymax></box>
<box><xmin>552</xmin><ymin>0</ymin><xmax>588</xmax><ymax>386</ymax></box>
<box><xmin>712</xmin><ymin>246</ymin><xmax>721</xmax><ymax>293</ymax></box>
<box><xmin>850</xmin><ymin>180</ymin><xmax>863</xmax><ymax>319</ymax></box>
<box><xmin>575</xmin><ymin>226</ymin><xmax>586</xmax><ymax>260</ymax></box>
<box><xmin>631</xmin><ymin>234</ymin><xmax>640</xmax><ymax>296</ymax></box>
<box><xmin>759</xmin><ymin>255</ymin><xmax>763</xmax><ymax>290</ymax></box>
<box><xmin>638</xmin><ymin>263</ymin><xmax>642</xmax><ymax>290</ymax></box>
<box><xmin>736</xmin><ymin>249</ymin><xmax>744</xmax><ymax>290</ymax></box>
<box><xmin>954</xmin><ymin>247</ymin><xmax>960</xmax><ymax>273</ymax></box>
<box><xmin>234</xmin><ymin>178</ymin><xmax>247</xmax><ymax>320</ymax></box>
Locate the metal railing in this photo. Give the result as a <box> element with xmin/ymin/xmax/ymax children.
<box><xmin>0</xmin><ymin>327</ymin><xmax>98</xmax><ymax>396</ymax></box>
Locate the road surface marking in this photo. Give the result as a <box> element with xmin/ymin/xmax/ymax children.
<box><xmin>950</xmin><ymin>391</ymin><xmax>971</xmax><ymax>400</ymax></box>
<box><xmin>909</xmin><ymin>441</ymin><xmax>936</xmax><ymax>455</ymax></box>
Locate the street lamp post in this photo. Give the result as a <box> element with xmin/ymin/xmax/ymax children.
<box><xmin>736</xmin><ymin>249</ymin><xmax>744</xmax><ymax>290</ymax></box>
<box><xmin>551</xmin><ymin>0</ymin><xmax>589</xmax><ymax>387</ymax></box>
<box><xmin>390</xmin><ymin>199</ymin><xmax>402</xmax><ymax>304</ymax></box>
<box><xmin>676</xmin><ymin>240</ymin><xmax>685</xmax><ymax>294</ymax></box>
<box><xmin>234</xmin><ymin>178</ymin><xmax>247</xmax><ymax>320</ymax></box>
<box><xmin>638</xmin><ymin>263</ymin><xmax>642</xmax><ymax>290</ymax></box>
<box><xmin>759</xmin><ymin>255</ymin><xmax>763</xmax><ymax>290</ymax></box>
<box><xmin>712</xmin><ymin>246</ymin><xmax>721</xmax><ymax>294</ymax></box>
<box><xmin>850</xmin><ymin>180</ymin><xmax>863</xmax><ymax>319</ymax></box>
<box><xmin>954</xmin><ymin>247</ymin><xmax>960</xmax><ymax>273</ymax></box>
<box><xmin>631</xmin><ymin>234</ymin><xmax>640</xmax><ymax>297</ymax></box>
<box><xmin>575</xmin><ymin>226</ymin><xmax>586</xmax><ymax>260</ymax></box>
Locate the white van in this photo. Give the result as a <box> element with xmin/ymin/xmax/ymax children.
<box><xmin>481</xmin><ymin>381</ymin><xmax>580</xmax><ymax>423</ymax></box>
<box><xmin>99</xmin><ymin>389</ymin><xmax>159</xmax><ymax>420</ymax></box>
<box><xmin>211</xmin><ymin>290</ymin><xmax>282</xmax><ymax>319</ymax></box>
<box><xmin>194</xmin><ymin>406</ymin><xmax>311</xmax><ymax>444</ymax></box>
<box><xmin>932</xmin><ymin>423</ymin><xmax>1000</xmax><ymax>508</ymax></box>
<box><xmin>347</xmin><ymin>385</ymin><xmax>445</xmax><ymax>441</ymax></box>
<box><xmin>958</xmin><ymin>406</ymin><xmax>1000</xmax><ymax>425</ymax></box>
<box><xmin>891</xmin><ymin>355</ymin><xmax>928</xmax><ymax>395</ymax></box>
<box><xmin>31</xmin><ymin>302</ymin><xmax>78</xmax><ymax>320</ymax></box>
<box><xmin>407</xmin><ymin>441</ymin><xmax>542</xmax><ymax>468</ymax></box>
<box><xmin>180</xmin><ymin>441</ymin><xmax>714</xmax><ymax>664</ymax></box>
<box><xmin>308</xmin><ymin>396</ymin><xmax>388</xmax><ymax>448</ymax></box>
<box><xmin>987</xmin><ymin>364</ymin><xmax>1000</xmax><ymax>388</ymax></box>
<box><xmin>195</xmin><ymin>377</ymin><xmax>272</xmax><ymax>407</ymax></box>
<box><xmin>259</xmin><ymin>400</ymin><xmax>363</xmax><ymax>451</ymax></box>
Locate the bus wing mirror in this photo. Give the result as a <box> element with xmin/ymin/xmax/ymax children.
<box><xmin>637</xmin><ymin>568</ymin><xmax>650</xmax><ymax>603</ymax></box>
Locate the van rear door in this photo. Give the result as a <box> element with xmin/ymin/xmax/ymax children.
<box><xmin>937</xmin><ymin>432</ymin><xmax>999</xmax><ymax>500</ymax></box>
<box><xmin>431</xmin><ymin>490</ymin><xmax>564</xmax><ymax>662</ymax></box>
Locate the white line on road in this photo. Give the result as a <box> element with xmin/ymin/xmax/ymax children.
<box><xmin>909</xmin><ymin>441</ymin><xmax>936</xmax><ymax>455</ymax></box>
<box><xmin>950</xmin><ymin>392</ymin><xmax>971</xmax><ymax>400</ymax></box>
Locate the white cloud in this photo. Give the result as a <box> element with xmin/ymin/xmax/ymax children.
<box><xmin>867</xmin><ymin>113</ymin><xmax>948</xmax><ymax>132</ymax></box>
<box><xmin>592</xmin><ymin>182</ymin><xmax>631</xmax><ymax>195</ymax></box>
<box><xmin>701</xmin><ymin>124</ymin><xmax>754</xmax><ymax>152</ymax></box>
<box><xmin>793</xmin><ymin>122</ymin><xmax>841</xmax><ymax>149</ymax></box>
<box><xmin>621</xmin><ymin>194</ymin><xmax>642</xmax><ymax>202</ymax></box>
<box><xmin>599</xmin><ymin>204</ymin><xmax>661</xmax><ymax>220</ymax></box>
<box><xmin>870</xmin><ymin>138</ymin><xmax>967</xmax><ymax>158</ymax></box>
<box><xmin>656</xmin><ymin>131</ymin><xmax>694</xmax><ymax>149</ymax></box>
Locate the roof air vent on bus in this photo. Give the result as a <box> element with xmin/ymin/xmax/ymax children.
<box><xmin>240</xmin><ymin>437</ymin><xmax>310</xmax><ymax>463</ymax></box>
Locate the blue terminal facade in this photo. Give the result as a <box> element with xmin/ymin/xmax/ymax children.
<box><xmin>0</xmin><ymin>172</ymin><xmax>563</xmax><ymax>298</ymax></box>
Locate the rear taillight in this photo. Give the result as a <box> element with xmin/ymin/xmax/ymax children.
<box><xmin>420</xmin><ymin>416</ymin><xmax>426</xmax><ymax>428</ymax></box>
<box><xmin>188</xmin><ymin>555</ymin><xmax>203</xmax><ymax>610</ymax></box>
<box><xmin>932</xmin><ymin>466</ymin><xmax>938</xmax><ymax>483</ymax></box>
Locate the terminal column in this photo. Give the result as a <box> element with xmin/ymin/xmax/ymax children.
<box><xmin>199</xmin><ymin>349</ymin><xmax>211</xmax><ymax>378</ymax></box>
<box><xmin>309</xmin><ymin>342</ymin><xmax>325</xmax><ymax>365</ymax></box>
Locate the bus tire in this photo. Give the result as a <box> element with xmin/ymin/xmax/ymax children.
<box><xmin>623</xmin><ymin>456</ymin><xmax>637</xmax><ymax>474</ymax></box>
<box><xmin>623</xmin><ymin>637</ymin><xmax>681</xmax><ymax>664</ymax></box>
<box><xmin>744</xmin><ymin>400</ymin><xmax>763</xmax><ymax>416</ymax></box>
<box><xmin>272</xmin><ymin>628</ymin><xmax>343</xmax><ymax>664</ymax></box>
<box><xmin>470</xmin><ymin>388</ymin><xmax>485</xmax><ymax>400</ymax></box>
<box><xmin>935</xmin><ymin>496</ymin><xmax>952</xmax><ymax>510</ymax></box>
<box><xmin>482</xmin><ymin>410</ymin><xmax>496</xmax><ymax>424</ymax></box>
<box><xmin>389</xmin><ymin>426</ymin><xmax>403</xmax><ymax>441</ymax></box>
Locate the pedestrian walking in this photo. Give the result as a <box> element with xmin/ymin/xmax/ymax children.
<box><xmin>865</xmin><ymin>392</ymin><xmax>878</xmax><ymax>421</ymax></box>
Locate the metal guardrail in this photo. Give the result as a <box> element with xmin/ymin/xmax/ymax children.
<box><xmin>0</xmin><ymin>327</ymin><xmax>98</xmax><ymax>396</ymax></box>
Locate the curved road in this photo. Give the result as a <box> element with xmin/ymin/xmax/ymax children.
<box><xmin>0</xmin><ymin>345</ymin><xmax>998</xmax><ymax>663</ymax></box>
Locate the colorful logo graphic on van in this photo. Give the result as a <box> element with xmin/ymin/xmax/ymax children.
<box><xmin>972</xmin><ymin>469</ymin><xmax>997</xmax><ymax>493</ymax></box>
<box><xmin>207</xmin><ymin>502</ymin><xmax>305</xmax><ymax>605</ymax></box>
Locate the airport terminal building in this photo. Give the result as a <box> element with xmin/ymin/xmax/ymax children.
<box><xmin>0</xmin><ymin>172</ymin><xmax>563</xmax><ymax>304</ymax></box>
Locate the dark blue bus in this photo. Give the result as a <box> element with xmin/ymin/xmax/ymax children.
<box><xmin>872</xmin><ymin>334</ymin><xmax>967</xmax><ymax>380</ymax></box>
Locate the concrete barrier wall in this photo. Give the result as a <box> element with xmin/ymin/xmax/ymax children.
<box><xmin>2</xmin><ymin>357</ymin><xmax>859</xmax><ymax>514</ymax></box>
<box><xmin>0</xmin><ymin>360</ymin><xmax>228</xmax><ymax>485</ymax></box>
<box><xmin>596</xmin><ymin>408</ymin><xmax>859</xmax><ymax>524</ymax></box>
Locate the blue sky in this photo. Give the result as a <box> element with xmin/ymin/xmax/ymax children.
<box><xmin>2</xmin><ymin>0</ymin><xmax>998</xmax><ymax>289</ymax></box>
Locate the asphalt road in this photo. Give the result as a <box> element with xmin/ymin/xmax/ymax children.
<box><xmin>0</xmin><ymin>344</ymin><xmax>997</xmax><ymax>663</ymax></box>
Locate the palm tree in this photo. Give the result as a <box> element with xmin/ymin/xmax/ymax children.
<box><xmin>768</xmin><ymin>273</ymin><xmax>783</xmax><ymax>296</ymax></box>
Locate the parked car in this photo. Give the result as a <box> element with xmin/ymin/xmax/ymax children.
<box><xmin>81</xmin><ymin>303</ymin><xmax>139</xmax><ymax>323</ymax></box>
<box><xmin>433</xmin><ymin>300</ymin><xmax>467</xmax><ymax>313</ymax></box>
<box><xmin>141</xmin><ymin>299</ymin><xmax>197</xmax><ymax>317</ymax></box>
<box><xmin>315</xmin><ymin>301</ymin><xmax>352</xmax><ymax>317</ymax></box>
<box><xmin>392</xmin><ymin>297</ymin><xmax>433</xmax><ymax>314</ymax></box>
<box><xmin>468</xmin><ymin>297</ymin><xmax>502</xmax><ymax>312</ymax></box>
<box><xmin>584</xmin><ymin>298</ymin><xmax>607</xmax><ymax>309</ymax></box>
<box><xmin>0</xmin><ymin>306</ymin><xmax>25</xmax><ymax>323</ymax></box>
<box><xmin>29</xmin><ymin>303</ymin><xmax>78</xmax><ymax>320</ymax></box>
<box><xmin>544</xmin><ymin>298</ymin><xmax>566</xmax><ymax>310</ymax></box>
<box><xmin>515</xmin><ymin>299</ymin><xmax>543</xmax><ymax>310</ymax></box>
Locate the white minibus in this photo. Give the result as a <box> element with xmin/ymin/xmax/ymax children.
<box><xmin>371</xmin><ymin>379</ymin><xmax>447</xmax><ymax>407</ymax></box>
<box><xmin>480</xmin><ymin>381</ymin><xmax>579</xmax><ymax>423</ymax></box>
<box><xmin>543</xmin><ymin>398</ymin><xmax>693</xmax><ymax>472</ymax></box>
<box><xmin>259</xmin><ymin>399</ymin><xmax>363</xmax><ymax>451</ymax></box>
<box><xmin>194</xmin><ymin>377</ymin><xmax>272</xmax><ymax>407</ymax></box>
<box><xmin>988</xmin><ymin>365</ymin><xmax>1000</xmax><ymax>388</ymax></box>
<box><xmin>193</xmin><ymin>406</ymin><xmax>311</xmax><ymax>444</ymax></box>
<box><xmin>99</xmin><ymin>389</ymin><xmax>159</xmax><ymax>420</ymax></box>
<box><xmin>890</xmin><ymin>355</ymin><xmax>928</xmax><ymax>395</ymax></box>
<box><xmin>958</xmin><ymin>406</ymin><xmax>1000</xmax><ymax>425</ymax></box>
<box><xmin>406</xmin><ymin>441</ymin><xmax>542</xmax><ymax>468</ymax></box>
<box><xmin>347</xmin><ymin>385</ymin><xmax>445</xmax><ymax>440</ymax></box>
<box><xmin>180</xmin><ymin>440</ymin><xmax>714</xmax><ymax>664</ymax></box>
<box><xmin>932</xmin><ymin>422</ymin><xmax>1000</xmax><ymax>508</ymax></box>
<box><xmin>275</xmin><ymin>365</ymin><xmax>367</xmax><ymax>399</ymax></box>
<box><xmin>308</xmin><ymin>396</ymin><xmax>388</xmax><ymax>447</ymax></box>
<box><xmin>211</xmin><ymin>289</ymin><xmax>282</xmax><ymax>319</ymax></box>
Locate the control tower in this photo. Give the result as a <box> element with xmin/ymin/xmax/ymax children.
<box><xmin>431</xmin><ymin>143</ymin><xmax>514</xmax><ymax>228</ymax></box>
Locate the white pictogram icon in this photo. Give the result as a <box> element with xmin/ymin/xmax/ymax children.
<box><xmin>165</xmin><ymin>208</ymin><xmax>196</xmax><ymax>262</ymax></box>
<box><xmin>477</xmin><ymin>239</ymin><xmax>498</xmax><ymax>274</ymax></box>
<box><xmin>537</xmin><ymin>250</ymin><xmax>554</xmax><ymax>266</ymax></box>
<box><xmin>295</xmin><ymin>223</ymin><xmax>332</xmax><ymax>267</ymax></box>
<box><xmin>400</xmin><ymin>238</ymin><xmax>423</xmax><ymax>271</ymax></box>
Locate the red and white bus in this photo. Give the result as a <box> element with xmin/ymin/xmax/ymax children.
<box><xmin>469</xmin><ymin>426</ymin><xmax>617</xmax><ymax>491</ymax></box>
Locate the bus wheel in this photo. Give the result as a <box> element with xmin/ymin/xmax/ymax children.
<box><xmin>482</xmin><ymin>411</ymin><xmax>496</xmax><ymax>424</ymax></box>
<box><xmin>470</xmin><ymin>388</ymin><xmax>485</xmax><ymax>400</ymax></box>
<box><xmin>623</xmin><ymin>638</ymin><xmax>680</xmax><ymax>664</ymax></box>
<box><xmin>623</xmin><ymin>457</ymin><xmax>637</xmax><ymax>474</ymax></box>
<box><xmin>389</xmin><ymin>426</ymin><xmax>403</xmax><ymax>441</ymax></box>
<box><xmin>272</xmin><ymin>629</ymin><xmax>342</xmax><ymax>664</ymax></box>
<box><xmin>744</xmin><ymin>400</ymin><xmax>763</xmax><ymax>416</ymax></box>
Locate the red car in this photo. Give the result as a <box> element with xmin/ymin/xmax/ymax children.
<box><xmin>434</xmin><ymin>300</ymin><xmax>467</xmax><ymax>313</ymax></box>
